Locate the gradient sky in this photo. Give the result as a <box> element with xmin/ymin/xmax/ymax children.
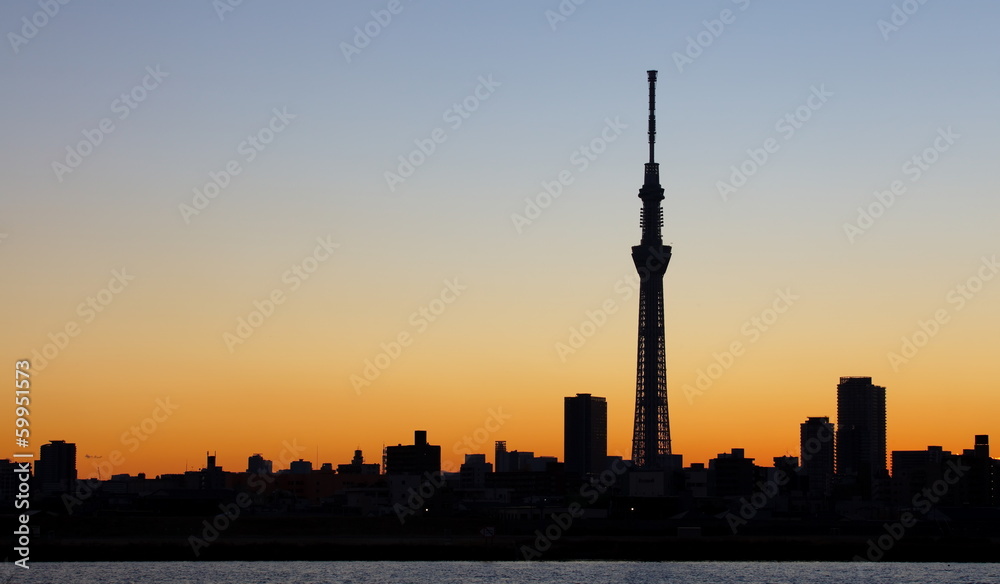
<box><xmin>2</xmin><ymin>1</ymin><xmax>998</xmax><ymax>479</ymax></box>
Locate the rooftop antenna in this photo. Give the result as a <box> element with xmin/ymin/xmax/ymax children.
<box><xmin>647</xmin><ymin>69</ymin><xmax>657</xmax><ymax>165</ymax></box>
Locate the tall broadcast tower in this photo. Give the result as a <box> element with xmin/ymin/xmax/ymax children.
<box><xmin>631</xmin><ymin>70</ymin><xmax>672</xmax><ymax>468</ymax></box>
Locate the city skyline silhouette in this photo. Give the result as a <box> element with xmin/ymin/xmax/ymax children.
<box><xmin>2</xmin><ymin>1</ymin><xmax>998</xmax><ymax>485</ymax></box>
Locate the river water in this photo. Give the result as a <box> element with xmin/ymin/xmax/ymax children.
<box><xmin>12</xmin><ymin>560</ymin><xmax>1000</xmax><ymax>584</ymax></box>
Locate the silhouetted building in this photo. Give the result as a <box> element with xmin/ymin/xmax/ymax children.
<box><xmin>709</xmin><ymin>448</ymin><xmax>758</xmax><ymax>497</ymax></box>
<box><xmin>564</xmin><ymin>393</ymin><xmax>608</xmax><ymax>475</ymax></box>
<box><xmin>507</xmin><ymin>451</ymin><xmax>533</xmax><ymax>473</ymax></box>
<box><xmin>836</xmin><ymin>376</ymin><xmax>887</xmax><ymax>498</ymax></box>
<box><xmin>892</xmin><ymin>436</ymin><xmax>998</xmax><ymax>508</ymax></box>
<box><xmin>247</xmin><ymin>453</ymin><xmax>273</xmax><ymax>475</ymax></box>
<box><xmin>892</xmin><ymin>445</ymin><xmax>949</xmax><ymax>505</ymax></box>
<box><xmin>683</xmin><ymin>463</ymin><xmax>709</xmax><ymax>498</ymax></box>
<box><xmin>289</xmin><ymin>459</ymin><xmax>313</xmax><ymax>474</ymax></box>
<box><xmin>974</xmin><ymin>434</ymin><xmax>990</xmax><ymax>459</ymax></box>
<box><xmin>386</xmin><ymin>430</ymin><xmax>441</xmax><ymax>475</ymax></box>
<box><xmin>198</xmin><ymin>451</ymin><xmax>226</xmax><ymax>489</ymax></box>
<box><xmin>531</xmin><ymin>456</ymin><xmax>558</xmax><ymax>472</ymax></box>
<box><xmin>960</xmin><ymin>435</ymin><xmax>998</xmax><ymax>506</ymax></box>
<box><xmin>0</xmin><ymin>459</ymin><xmax>20</xmax><ymax>505</ymax></box>
<box><xmin>774</xmin><ymin>455</ymin><xmax>799</xmax><ymax>474</ymax></box>
<box><xmin>627</xmin><ymin>455</ymin><xmax>683</xmax><ymax>497</ymax></box>
<box><xmin>772</xmin><ymin>456</ymin><xmax>801</xmax><ymax>499</ymax></box>
<box><xmin>36</xmin><ymin>440</ymin><xmax>76</xmax><ymax>495</ymax></box>
<box><xmin>631</xmin><ymin>70</ymin><xmax>673</xmax><ymax>468</ymax></box>
<box><xmin>486</xmin><ymin>463</ymin><xmax>567</xmax><ymax>504</ymax></box>
<box><xmin>493</xmin><ymin>445</ymin><xmax>560</xmax><ymax>473</ymax></box>
<box><xmin>800</xmin><ymin>416</ymin><xmax>835</xmax><ymax>499</ymax></box>
<box><xmin>495</xmin><ymin>441</ymin><xmax>508</xmax><ymax>473</ymax></box>
<box><xmin>459</xmin><ymin>454</ymin><xmax>492</xmax><ymax>488</ymax></box>
<box><xmin>337</xmin><ymin>449</ymin><xmax>380</xmax><ymax>475</ymax></box>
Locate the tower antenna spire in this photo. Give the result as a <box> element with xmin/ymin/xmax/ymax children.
<box><xmin>647</xmin><ymin>70</ymin><xmax>656</xmax><ymax>165</ymax></box>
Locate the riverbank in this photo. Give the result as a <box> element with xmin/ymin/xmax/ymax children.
<box><xmin>25</xmin><ymin>534</ymin><xmax>1000</xmax><ymax>562</ymax></box>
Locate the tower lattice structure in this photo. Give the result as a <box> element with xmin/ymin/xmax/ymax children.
<box><xmin>631</xmin><ymin>70</ymin><xmax>672</xmax><ymax>468</ymax></box>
